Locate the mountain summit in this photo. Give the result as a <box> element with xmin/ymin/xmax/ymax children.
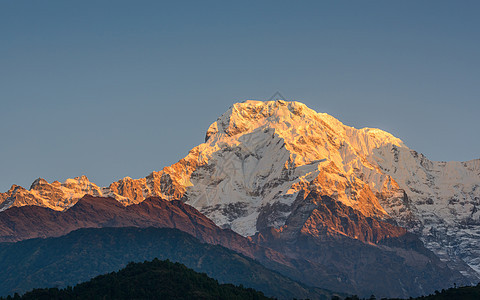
<box><xmin>1</xmin><ymin>100</ymin><xmax>479</xmax><ymax>280</ymax></box>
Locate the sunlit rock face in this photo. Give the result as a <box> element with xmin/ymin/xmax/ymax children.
<box><xmin>1</xmin><ymin>100</ymin><xmax>479</xmax><ymax>279</ymax></box>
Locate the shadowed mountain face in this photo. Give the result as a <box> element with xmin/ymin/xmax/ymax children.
<box><xmin>0</xmin><ymin>227</ymin><xmax>332</xmax><ymax>300</ymax></box>
<box><xmin>0</xmin><ymin>195</ymin><xmax>293</xmax><ymax>267</ymax></box>
<box><xmin>0</xmin><ymin>194</ymin><xmax>319</xmax><ymax>293</ymax></box>
<box><xmin>0</xmin><ymin>194</ymin><xmax>468</xmax><ymax>298</ymax></box>
<box><xmin>250</xmin><ymin>192</ymin><xmax>468</xmax><ymax>298</ymax></box>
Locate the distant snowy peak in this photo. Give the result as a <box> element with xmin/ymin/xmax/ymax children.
<box><xmin>0</xmin><ymin>174</ymin><xmax>149</xmax><ymax>212</ymax></box>
<box><xmin>0</xmin><ymin>176</ymin><xmax>100</xmax><ymax>212</ymax></box>
<box><xmin>372</xmin><ymin>145</ymin><xmax>480</xmax><ymax>276</ymax></box>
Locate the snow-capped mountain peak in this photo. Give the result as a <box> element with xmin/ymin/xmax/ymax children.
<box><xmin>184</xmin><ymin>100</ymin><xmax>409</xmax><ymax>235</ymax></box>
<box><xmin>1</xmin><ymin>99</ymin><xmax>479</xmax><ymax>279</ymax></box>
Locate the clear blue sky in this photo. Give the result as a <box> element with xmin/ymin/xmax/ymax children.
<box><xmin>1</xmin><ymin>1</ymin><xmax>479</xmax><ymax>191</ymax></box>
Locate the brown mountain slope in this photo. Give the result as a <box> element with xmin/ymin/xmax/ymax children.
<box><xmin>0</xmin><ymin>195</ymin><xmax>293</xmax><ymax>267</ymax></box>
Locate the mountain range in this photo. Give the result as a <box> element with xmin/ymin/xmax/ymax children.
<box><xmin>1</xmin><ymin>100</ymin><xmax>479</xmax><ymax>298</ymax></box>
<box><xmin>0</xmin><ymin>226</ymin><xmax>333</xmax><ymax>299</ymax></box>
<box><xmin>0</xmin><ymin>194</ymin><xmax>460</xmax><ymax>297</ymax></box>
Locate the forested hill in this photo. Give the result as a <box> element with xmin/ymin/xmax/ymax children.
<box><xmin>345</xmin><ymin>283</ymin><xmax>480</xmax><ymax>300</ymax></box>
<box><xmin>412</xmin><ymin>283</ymin><xmax>480</xmax><ymax>300</ymax></box>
